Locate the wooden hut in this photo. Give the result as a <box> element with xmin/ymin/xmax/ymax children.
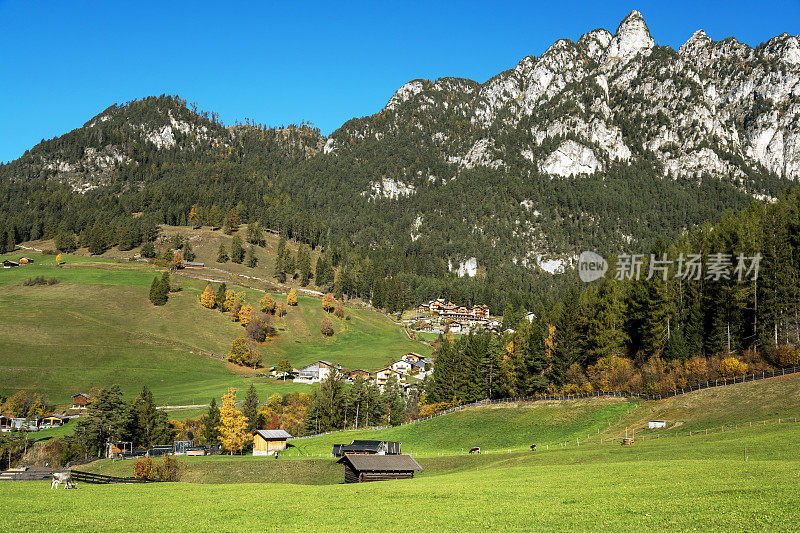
<box><xmin>0</xmin><ymin>415</ymin><xmax>12</xmax><ymax>430</ymax></box>
<box><xmin>252</xmin><ymin>429</ymin><xmax>292</xmax><ymax>456</ymax></box>
<box><xmin>337</xmin><ymin>454</ymin><xmax>422</xmax><ymax>483</ymax></box>
<box><xmin>332</xmin><ymin>440</ymin><xmax>401</xmax><ymax>457</ymax></box>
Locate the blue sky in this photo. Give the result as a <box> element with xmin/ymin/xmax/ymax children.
<box><xmin>1</xmin><ymin>0</ymin><xmax>798</xmax><ymax>163</ymax></box>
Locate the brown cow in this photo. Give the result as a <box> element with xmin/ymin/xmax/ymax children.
<box><xmin>468</xmin><ymin>447</ymin><xmax>480</xmax><ymax>454</ymax></box>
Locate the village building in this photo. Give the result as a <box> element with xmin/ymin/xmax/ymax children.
<box><xmin>72</xmin><ymin>393</ymin><xmax>90</xmax><ymax>409</ymax></box>
<box><xmin>183</xmin><ymin>261</ymin><xmax>204</xmax><ymax>269</ymax></box>
<box><xmin>347</xmin><ymin>369</ymin><xmax>370</xmax><ymax>381</ymax></box>
<box><xmin>390</xmin><ymin>360</ymin><xmax>413</xmax><ymax>375</ymax></box>
<box><xmin>295</xmin><ymin>361</ymin><xmax>340</xmax><ymax>383</ymax></box>
<box><xmin>337</xmin><ymin>454</ymin><xmax>422</xmax><ymax>483</ymax></box>
<box><xmin>2</xmin><ymin>260</ymin><xmax>19</xmax><ymax>268</ymax></box>
<box><xmin>375</xmin><ymin>367</ymin><xmax>406</xmax><ymax>389</ymax></box>
<box><xmin>0</xmin><ymin>415</ymin><xmax>12</xmax><ymax>431</ymax></box>
<box><xmin>648</xmin><ymin>420</ymin><xmax>667</xmax><ymax>429</ymax></box>
<box><xmin>40</xmin><ymin>414</ymin><xmax>67</xmax><ymax>428</ymax></box>
<box><xmin>252</xmin><ymin>429</ymin><xmax>292</xmax><ymax>456</ymax></box>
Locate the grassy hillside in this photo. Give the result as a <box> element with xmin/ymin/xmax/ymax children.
<box><xmin>0</xmin><ymin>252</ymin><xmax>428</xmax><ymax>405</ymax></box>
<box><xmin>6</xmin><ymin>422</ymin><xmax>799</xmax><ymax>530</ymax></box>
<box><xmin>288</xmin><ymin>397</ymin><xmax>635</xmax><ymax>455</ymax></box>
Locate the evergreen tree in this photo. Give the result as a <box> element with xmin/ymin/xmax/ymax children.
<box><xmin>149</xmin><ymin>276</ymin><xmax>167</xmax><ymax>306</ymax></box>
<box><xmin>217</xmin><ymin>243</ymin><xmax>229</xmax><ymax>263</ymax></box>
<box><xmin>202</xmin><ymin>397</ymin><xmax>221</xmax><ymax>445</ymax></box>
<box><xmin>230</xmin><ymin>235</ymin><xmax>245</xmax><ymax>264</ymax></box>
<box><xmin>130</xmin><ymin>385</ymin><xmax>171</xmax><ymax>448</ymax></box>
<box><xmin>246</xmin><ymin>246</ymin><xmax>258</xmax><ymax>268</ymax></box>
<box><xmin>216</xmin><ymin>282</ymin><xmax>228</xmax><ymax>311</ymax></box>
<box><xmin>242</xmin><ymin>384</ymin><xmax>259</xmax><ymax>434</ymax></box>
<box><xmin>140</xmin><ymin>241</ymin><xmax>156</xmax><ymax>258</ymax></box>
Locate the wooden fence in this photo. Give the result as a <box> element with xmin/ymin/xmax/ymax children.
<box><xmin>69</xmin><ymin>470</ymin><xmax>156</xmax><ymax>484</ymax></box>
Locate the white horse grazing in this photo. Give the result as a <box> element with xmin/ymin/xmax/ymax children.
<box><xmin>51</xmin><ymin>472</ymin><xmax>76</xmax><ymax>489</ymax></box>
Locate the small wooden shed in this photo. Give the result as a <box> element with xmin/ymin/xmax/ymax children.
<box><xmin>252</xmin><ymin>429</ymin><xmax>292</xmax><ymax>456</ymax></box>
<box><xmin>337</xmin><ymin>454</ymin><xmax>422</xmax><ymax>483</ymax></box>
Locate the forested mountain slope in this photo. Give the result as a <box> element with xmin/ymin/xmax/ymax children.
<box><xmin>1</xmin><ymin>11</ymin><xmax>799</xmax><ymax>311</ymax></box>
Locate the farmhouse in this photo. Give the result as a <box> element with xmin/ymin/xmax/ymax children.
<box><xmin>332</xmin><ymin>440</ymin><xmax>402</xmax><ymax>457</ymax></box>
<box><xmin>347</xmin><ymin>369</ymin><xmax>370</xmax><ymax>381</ymax></box>
<box><xmin>295</xmin><ymin>361</ymin><xmax>340</xmax><ymax>383</ymax></box>
<box><xmin>375</xmin><ymin>367</ymin><xmax>406</xmax><ymax>389</ymax></box>
<box><xmin>337</xmin><ymin>454</ymin><xmax>422</xmax><ymax>483</ymax></box>
<box><xmin>72</xmin><ymin>393</ymin><xmax>89</xmax><ymax>409</ymax></box>
<box><xmin>252</xmin><ymin>429</ymin><xmax>292</xmax><ymax>456</ymax></box>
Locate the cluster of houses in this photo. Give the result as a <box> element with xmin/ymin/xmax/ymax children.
<box><xmin>283</xmin><ymin>353</ymin><xmax>432</xmax><ymax>393</ymax></box>
<box><xmin>411</xmin><ymin>299</ymin><xmax>501</xmax><ymax>334</ymax></box>
<box><xmin>2</xmin><ymin>256</ymin><xmax>35</xmax><ymax>268</ymax></box>
<box><xmin>0</xmin><ymin>414</ymin><xmax>68</xmax><ymax>432</ymax></box>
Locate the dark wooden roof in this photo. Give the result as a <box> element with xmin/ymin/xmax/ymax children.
<box><xmin>336</xmin><ymin>454</ymin><xmax>422</xmax><ymax>472</ymax></box>
<box><xmin>253</xmin><ymin>429</ymin><xmax>292</xmax><ymax>440</ymax></box>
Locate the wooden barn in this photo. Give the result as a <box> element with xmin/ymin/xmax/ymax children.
<box><xmin>0</xmin><ymin>415</ymin><xmax>12</xmax><ymax>430</ymax></box>
<box><xmin>72</xmin><ymin>393</ymin><xmax>89</xmax><ymax>409</ymax></box>
<box><xmin>252</xmin><ymin>429</ymin><xmax>292</xmax><ymax>456</ymax></box>
<box><xmin>2</xmin><ymin>260</ymin><xmax>19</xmax><ymax>268</ymax></box>
<box><xmin>337</xmin><ymin>454</ymin><xmax>422</xmax><ymax>483</ymax></box>
<box><xmin>332</xmin><ymin>440</ymin><xmax>401</xmax><ymax>457</ymax></box>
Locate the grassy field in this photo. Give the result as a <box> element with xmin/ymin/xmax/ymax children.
<box><xmin>287</xmin><ymin>397</ymin><xmax>635</xmax><ymax>456</ymax></box>
<box><xmin>4</xmin><ymin>422</ymin><xmax>799</xmax><ymax>530</ymax></box>
<box><xmin>0</xmin><ymin>252</ymin><xmax>428</xmax><ymax>405</ymax></box>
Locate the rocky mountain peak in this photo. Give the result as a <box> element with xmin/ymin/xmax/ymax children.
<box><xmin>604</xmin><ymin>10</ymin><xmax>654</xmax><ymax>65</ymax></box>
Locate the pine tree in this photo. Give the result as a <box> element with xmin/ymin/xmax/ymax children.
<box><xmin>202</xmin><ymin>397</ymin><xmax>221</xmax><ymax>445</ymax></box>
<box><xmin>200</xmin><ymin>284</ymin><xmax>216</xmax><ymax>308</ymax></box>
<box><xmin>130</xmin><ymin>385</ymin><xmax>171</xmax><ymax>448</ymax></box>
<box><xmin>217</xmin><ymin>243</ymin><xmax>229</xmax><ymax>263</ymax></box>
<box><xmin>246</xmin><ymin>246</ymin><xmax>258</xmax><ymax>268</ymax></box>
<box><xmin>230</xmin><ymin>235</ymin><xmax>245</xmax><ymax>264</ymax></box>
<box><xmin>297</xmin><ymin>245</ymin><xmax>312</xmax><ymax>286</ymax></box>
<box><xmin>183</xmin><ymin>243</ymin><xmax>195</xmax><ymax>262</ymax></box>
<box><xmin>140</xmin><ymin>241</ymin><xmax>156</xmax><ymax>258</ymax></box>
<box><xmin>149</xmin><ymin>276</ymin><xmax>167</xmax><ymax>306</ymax></box>
<box><xmin>242</xmin><ymin>384</ymin><xmax>259</xmax><ymax>434</ymax></box>
<box><xmin>216</xmin><ymin>283</ymin><xmax>228</xmax><ymax>311</ymax></box>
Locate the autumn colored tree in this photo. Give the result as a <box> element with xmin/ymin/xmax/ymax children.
<box><xmin>230</xmin><ymin>300</ymin><xmax>242</xmax><ymax>322</ymax></box>
<box><xmin>217</xmin><ymin>388</ymin><xmax>250</xmax><ymax>454</ymax></box>
<box><xmin>200</xmin><ymin>284</ymin><xmax>216</xmax><ymax>309</ymax></box>
<box><xmin>718</xmin><ymin>357</ymin><xmax>748</xmax><ymax>378</ymax></box>
<box><xmin>260</xmin><ymin>293</ymin><xmax>276</xmax><ymax>314</ymax></box>
<box><xmin>287</xmin><ymin>288</ymin><xmax>298</xmax><ymax>306</ymax></box>
<box><xmin>239</xmin><ymin>304</ymin><xmax>254</xmax><ymax>327</ymax></box>
<box><xmin>321</xmin><ymin>317</ymin><xmax>334</xmax><ymax>337</ymax></box>
<box><xmin>227</xmin><ymin>337</ymin><xmax>261</xmax><ymax>368</ymax></box>
<box><xmin>224</xmin><ymin>209</ymin><xmax>239</xmax><ymax>235</ymax></box>
<box><xmin>322</xmin><ymin>293</ymin><xmax>335</xmax><ymax>312</ymax></box>
<box><xmin>334</xmin><ymin>299</ymin><xmax>344</xmax><ymax>319</ymax></box>
<box><xmin>277</xmin><ymin>359</ymin><xmax>293</xmax><ymax>381</ymax></box>
<box><xmin>275</xmin><ymin>303</ymin><xmax>286</xmax><ymax>317</ymax></box>
<box><xmin>188</xmin><ymin>204</ymin><xmax>200</xmax><ymax>227</ymax></box>
<box><xmin>55</xmin><ymin>253</ymin><xmax>63</xmax><ymax>264</ymax></box>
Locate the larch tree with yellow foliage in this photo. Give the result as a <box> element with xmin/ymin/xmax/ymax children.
<box><xmin>239</xmin><ymin>304</ymin><xmax>254</xmax><ymax>326</ymax></box>
<box><xmin>260</xmin><ymin>293</ymin><xmax>276</xmax><ymax>314</ymax></box>
<box><xmin>56</xmin><ymin>253</ymin><xmax>63</xmax><ymax>264</ymax></box>
<box><xmin>286</xmin><ymin>288</ymin><xmax>298</xmax><ymax>307</ymax></box>
<box><xmin>200</xmin><ymin>284</ymin><xmax>216</xmax><ymax>309</ymax></box>
<box><xmin>322</xmin><ymin>292</ymin><xmax>335</xmax><ymax>312</ymax></box>
<box><xmin>217</xmin><ymin>388</ymin><xmax>251</xmax><ymax>454</ymax></box>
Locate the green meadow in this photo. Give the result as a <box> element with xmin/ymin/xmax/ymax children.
<box><xmin>0</xmin><ymin>252</ymin><xmax>428</xmax><ymax>405</ymax></box>
<box><xmin>3</xmin><ymin>422</ymin><xmax>799</xmax><ymax>531</ymax></box>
